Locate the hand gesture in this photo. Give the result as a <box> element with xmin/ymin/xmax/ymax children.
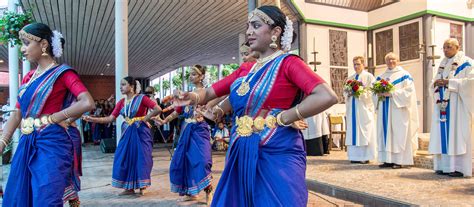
<box><xmin>291</xmin><ymin>120</ymin><xmax>308</xmax><ymax>130</ymax></box>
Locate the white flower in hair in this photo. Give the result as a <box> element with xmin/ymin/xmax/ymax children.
<box><xmin>135</xmin><ymin>80</ymin><xmax>142</xmax><ymax>94</ymax></box>
<box><xmin>51</xmin><ymin>30</ymin><xmax>64</xmax><ymax>58</ymax></box>
<box><xmin>281</xmin><ymin>16</ymin><xmax>293</xmax><ymax>52</ymax></box>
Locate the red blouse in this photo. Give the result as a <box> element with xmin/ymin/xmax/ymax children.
<box><xmin>111</xmin><ymin>95</ymin><xmax>157</xmax><ymax>118</ymax></box>
<box><xmin>212</xmin><ymin>56</ymin><xmax>325</xmax><ymax>110</ymax></box>
<box><xmin>17</xmin><ymin>70</ymin><xmax>88</xmax><ymax>115</ymax></box>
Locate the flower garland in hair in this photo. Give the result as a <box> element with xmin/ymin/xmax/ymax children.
<box><xmin>135</xmin><ymin>80</ymin><xmax>142</xmax><ymax>94</ymax></box>
<box><xmin>281</xmin><ymin>16</ymin><xmax>293</xmax><ymax>52</ymax></box>
<box><xmin>51</xmin><ymin>30</ymin><xmax>63</xmax><ymax>58</ymax></box>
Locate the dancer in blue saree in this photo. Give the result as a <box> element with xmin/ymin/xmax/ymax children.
<box><xmin>156</xmin><ymin>65</ymin><xmax>213</xmax><ymax>204</ymax></box>
<box><xmin>0</xmin><ymin>23</ymin><xmax>95</xmax><ymax>207</ymax></box>
<box><xmin>83</xmin><ymin>76</ymin><xmax>161</xmax><ymax>196</ymax></box>
<box><xmin>174</xmin><ymin>6</ymin><xmax>338</xmax><ymax>206</ymax></box>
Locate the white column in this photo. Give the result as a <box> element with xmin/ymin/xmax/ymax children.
<box><xmin>159</xmin><ymin>77</ymin><xmax>163</xmax><ymax>98</ymax></box>
<box><xmin>22</xmin><ymin>57</ymin><xmax>31</xmax><ymax>79</ymax></box>
<box><xmin>8</xmin><ymin>0</ymin><xmax>20</xmax><ymax>155</ymax></box>
<box><xmin>218</xmin><ymin>64</ymin><xmax>224</xmax><ymax>80</ymax></box>
<box><xmin>169</xmin><ymin>72</ymin><xmax>173</xmax><ymax>94</ymax></box>
<box><xmin>115</xmin><ymin>0</ymin><xmax>129</xmax><ymax>144</ymax></box>
<box><xmin>181</xmin><ymin>67</ymin><xmax>185</xmax><ymax>91</ymax></box>
<box><xmin>183</xmin><ymin>66</ymin><xmax>188</xmax><ymax>91</ymax></box>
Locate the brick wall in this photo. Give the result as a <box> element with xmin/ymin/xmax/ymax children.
<box><xmin>80</xmin><ymin>75</ymin><xmax>115</xmax><ymax>101</ymax></box>
<box><xmin>0</xmin><ymin>87</ymin><xmax>8</xmax><ymax>105</ymax></box>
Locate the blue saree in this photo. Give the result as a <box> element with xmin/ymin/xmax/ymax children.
<box><xmin>170</xmin><ymin>105</ymin><xmax>212</xmax><ymax>196</ymax></box>
<box><xmin>111</xmin><ymin>95</ymin><xmax>154</xmax><ymax>190</ymax></box>
<box><xmin>4</xmin><ymin>65</ymin><xmax>77</xmax><ymax>207</ymax></box>
<box><xmin>211</xmin><ymin>54</ymin><xmax>308</xmax><ymax>207</ymax></box>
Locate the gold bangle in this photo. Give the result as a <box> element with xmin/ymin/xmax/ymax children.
<box><xmin>276</xmin><ymin>111</ymin><xmax>291</xmax><ymax>127</ymax></box>
<box><xmin>0</xmin><ymin>139</ymin><xmax>9</xmax><ymax>147</ymax></box>
<box><xmin>295</xmin><ymin>105</ymin><xmax>304</xmax><ymax>120</ymax></box>
<box><xmin>63</xmin><ymin>109</ymin><xmax>71</xmax><ymax>119</ymax></box>
<box><xmin>192</xmin><ymin>92</ymin><xmax>200</xmax><ymax>105</ymax></box>
<box><xmin>51</xmin><ymin>114</ymin><xmax>59</xmax><ymax>123</ymax></box>
<box><xmin>215</xmin><ymin>105</ymin><xmax>224</xmax><ymax>116</ymax></box>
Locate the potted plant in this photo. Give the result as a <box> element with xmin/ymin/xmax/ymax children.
<box><xmin>0</xmin><ymin>10</ymin><xmax>34</xmax><ymax>46</ymax></box>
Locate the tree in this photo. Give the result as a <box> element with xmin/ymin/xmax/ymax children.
<box><xmin>172</xmin><ymin>72</ymin><xmax>183</xmax><ymax>90</ymax></box>
<box><xmin>222</xmin><ymin>67</ymin><xmax>231</xmax><ymax>77</ymax></box>
<box><xmin>153</xmin><ymin>84</ymin><xmax>160</xmax><ymax>93</ymax></box>
<box><xmin>162</xmin><ymin>80</ymin><xmax>170</xmax><ymax>95</ymax></box>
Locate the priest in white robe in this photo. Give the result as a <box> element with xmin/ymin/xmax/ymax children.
<box><xmin>303</xmin><ymin>110</ymin><xmax>330</xmax><ymax>156</ymax></box>
<box><xmin>429</xmin><ymin>38</ymin><xmax>474</xmax><ymax>177</ymax></box>
<box><xmin>375</xmin><ymin>52</ymin><xmax>419</xmax><ymax>169</ymax></box>
<box><xmin>344</xmin><ymin>56</ymin><xmax>377</xmax><ymax>164</ymax></box>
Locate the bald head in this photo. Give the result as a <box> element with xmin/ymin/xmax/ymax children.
<box><xmin>443</xmin><ymin>38</ymin><xmax>460</xmax><ymax>58</ymax></box>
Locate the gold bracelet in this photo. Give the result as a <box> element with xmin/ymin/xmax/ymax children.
<box><xmin>295</xmin><ymin>105</ymin><xmax>304</xmax><ymax>120</ymax></box>
<box><xmin>215</xmin><ymin>105</ymin><xmax>224</xmax><ymax>117</ymax></box>
<box><xmin>48</xmin><ymin>115</ymin><xmax>55</xmax><ymax>124</ymax></box>
<box><xmin>276</xmin><ymin>111</ymin><xmax>291</xmax><ymax>127</ymax></box>
<box><xmin>192</xmin><ymin>92</ymin><xmax>200</xmax><ymax>105</ymax></box>
<box><xmin>0</xmin><ymin>139</ymin><xmax>9</xmax><ymax>147</ymax></box>
<box><xmin>63</xmin><ymin>109</ymin><xmax>71</xmax><ymax>119</ymax></box>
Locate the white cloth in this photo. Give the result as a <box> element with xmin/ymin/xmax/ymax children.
<box><xmin>302</xmin><ymin>111</ymin><xmax>329</xmax><ymax>140</ymax></box>
<box><xmin>345</xmin><ymin>71</ymin><xmax>377</xmax><ymax>161</ymax></box>
<box><xmin>375</xmin><ymin>66</ymin><xmax>419</xmax><ymax>165</ymax></box>
<box><xmin>214</xmin><ymin>128</ymin><xmax>230</xmax><ymax>139</ymax></box>
<box><xmin>429</xmin><ymin>52</ymin><xmax>473</xmax><ymax>176</ymax></box>
<box><xmin>2</xmin><ymin>104</ymin><xmax>12</xmax><ymax>129</ymax></box>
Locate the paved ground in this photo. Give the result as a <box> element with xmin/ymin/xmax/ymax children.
<box><xmin>74</xmin><ymin>145</ymin><xmax>352</xmax><ymax>206</ymax></box>
<box><xmin>306</xmin><ymin>150</ymin><xmax>474</xmax><ymax>206</ymax></box>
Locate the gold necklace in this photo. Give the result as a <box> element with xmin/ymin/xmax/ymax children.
<box><xmin>237</xmin><ymin>50</ymin><xmax>283</xmax><ymax>96</ymax></box>
<box><xmin>18</xmin><ymin>61</ymin><xmax>57</xmax><ymax>97</ymax></box>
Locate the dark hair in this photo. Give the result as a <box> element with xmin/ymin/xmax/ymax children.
<box><xmin>123</xmin><ymin>76</ymin><xmax>137</xmax><ymax>92</ymax></box>
<box><xmin>22</xmin><ymin>23</ymin><xmax>65</xmax><ymax>57</ymax></box>
<box><xmin>258</xmin><ymin>5</ymin><xmax>297</xmax><ymax>44</ymax></box>
<box><xmin>193</xmin><ymin>65</ymin><xmax>206</xmax><ymax>76</ymax></box>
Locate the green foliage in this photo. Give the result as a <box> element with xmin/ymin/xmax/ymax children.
<box><xmin>162</xmin><ymin>80</ymin><xmax>170</xmax><ymax>90</ymax></box>
<box><xmin>0</xmin><ymin>10</ymin><xmax>34</xmax><ymax>46</ymax></box>
<box><xmin>153</xmin><ymin>84</ymin><xmax>160</xmax><ymax>93</ymax></box>
<box><xmin>172</xmin><ymin>72</ymin><xmax>183</xmax><ymax>89</ymax></box>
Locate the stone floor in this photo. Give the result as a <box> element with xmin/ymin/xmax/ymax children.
<box><xmin>306</xmin><ymin>150</ymin><xmax>474</xmax><ymax>206</ymax></box>
<box><xmin>1</xmin><ymin>144</ymin><xmax>354</xmax><ymax>206</ymax></box>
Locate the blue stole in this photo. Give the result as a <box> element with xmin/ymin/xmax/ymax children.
<box><xmin>350</xmin><ymin>74</ymin><xmax>359</xmax><ymax>146</ymax></box>
<box><xmin>120</xmin><ymin>95</ymin><xmax>145</xmax><ymax>119</ymax></box>
<box><xmin>438</xmin><ymin>87</ymin><xmax>449</xmax><ymax>154</ymax></box>
<box><xmin>454</xmin><ymin>61</ymin><xmax>471</xmax><ymax>76</ymax></box>
<box><xmin>377</xmin><ymin>74</ymin><xmax>413</xmax><ymax>148</ymax></box>
<box><xmin>435</xmin><ymin>61</ymin><xmax>470</xmax><ymax>154</ymax></box>
<box><xmin>18</xmin><ymin>64</ymin><xmax>73</xmax><ymax>118</ymax></box>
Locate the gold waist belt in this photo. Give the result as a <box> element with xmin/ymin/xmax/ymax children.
<box><xmin>21</xmin><ymin>116</ymin><xmax>51</xmax><ymax>135</ymax></box>
<box><xmin>235</xmin><ymin>115</ymin><xmax>277</xmax><ymax>137</ymax></box>
<box><xmin>125</xmin><ymin>116</ymin><xmax>145</xmax><ymax>125</ymax></box>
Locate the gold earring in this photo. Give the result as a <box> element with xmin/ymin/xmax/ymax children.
<box><xmin>269</xmin><ymin>35</ymin><xmax>278</xmax><ymax>49</ymax></box>
<box><xmin>41</xmin><ymin>48</ymin><xmax>48</xmax><ymax>56</ymax></box>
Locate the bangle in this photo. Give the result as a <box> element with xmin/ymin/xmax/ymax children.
<box><xmin>0</xmin><ymin>139</ymin><xmax>9</xmax><ymax>147</ymax></box>
<box><xmin>191</xmin><ymin>92</ymin><xmax>200</xmax><ymax>105</ymax></box>
<box><xmin>63</xmin><ymin>109</ymin><xmax>71</xmax><ymax>119</ymax></box>
<box><xmin>215</xmin><ymin>105</ymin><xmax>224</xmax><ymax>117</ymax></box>
<box><xmin>276</xmin><ymin>111</ymin><xmax>291</xmax><ymax>127</ymax></box>
<box><xmin>295</xmin><ymin>105</ymin><xmax>304</xmax><ymax>120</ymax></box>
<box><xmin>48</xmin><ymin>115</ymin><xmax>55</xmax><ymax>124</ymax></box>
